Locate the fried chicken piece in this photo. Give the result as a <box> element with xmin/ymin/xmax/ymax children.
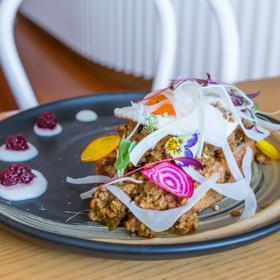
<box><xmin>89</xmin><ymin>187</ymin><xmax>127</xmax><ymax>230</ymax></box>
<box><xmin>116</xmin><ymin>122</ymin><xmax>149</xmax><ymax>142</ymax></box>
<box><xmin>95</xmin><ymin>151</ymin><xmax>117</xmax><ymax>178</ymax></box>
<box><xmin>171</xmin><ymin>210</ymin><xmax>199</xmax><ymax>235</ymax></box>
<box><xmin>133</xmin><ymin>181</ymin><xmax>184</xmax><ymax>210</ymax></box>
<box><xmin>123</xmin><ymin>181</ymin><xmax>199</xmax><ymax>238</ymax></box>
<box><xmin>124</xmin><ymin>216</ymin><xmax>159</xmax><ymax>238</ymax></box>
<box><xmin>89</xmin><ymin>183</ymin><xmax>141</xmax><ymax>230</ymax></box>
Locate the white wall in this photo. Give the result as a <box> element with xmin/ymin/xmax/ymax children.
<box><xmin>20</xmin><ymin>0</ymin><xmax>280</xmax><ymax>82</ymax></box>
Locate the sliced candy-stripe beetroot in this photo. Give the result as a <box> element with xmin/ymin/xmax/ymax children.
<box><xmin>142</xmin><ymin>162</ymin><xmax>194</xmax><ymax>198</ymax></box>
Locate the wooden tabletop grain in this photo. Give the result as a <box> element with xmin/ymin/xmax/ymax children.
<box><xmin>1</xmin><ymin>78</ymin><xmax>280</xmax><ymax>280</ymax></box>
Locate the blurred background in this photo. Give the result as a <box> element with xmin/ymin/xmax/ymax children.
<box><xmin>1</xmin><ymin>0</ymin><xmax>280</xmax><ymax>111</ymax></box>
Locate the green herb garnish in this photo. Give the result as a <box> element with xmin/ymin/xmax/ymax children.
<box><xmin>254</xmin><ymin>101</ymin><xmax>260</xmax><ymax>111</ymax></box>
<box><xmin>143</xmin><ymin>111</ymin><xmax>158</xmax><ymax>133</ymax></box>
<box><xmin>114</xmin><ymin>138</ymin><xmax>136</xmax><ymax>175</ymax></box>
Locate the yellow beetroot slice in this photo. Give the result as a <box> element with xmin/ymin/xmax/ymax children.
<box><xmin>256</xmin><ymin>140</ymin><xmax>280</xmax><ymax>160</ymax></box>
<box><xmin>81</xmin><ymin>135</ymin><xmax>120</xmax><ymax>162</ymax></box>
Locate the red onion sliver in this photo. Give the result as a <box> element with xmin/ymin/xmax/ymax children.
<box><xmin>247</xmin><ymin>91</ymin><xmax>260</xmax><ymax>99</ymax></box>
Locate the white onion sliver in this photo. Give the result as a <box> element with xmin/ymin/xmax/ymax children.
<box><xmin>255</xmin><ymin>117</ymin><xmax>280</xmax><ymax>131</ymax></box>
<box><xmin>105</xmin><ymin>173</ymin><xmax>219</xmax><ymax>232</ymax></box>
<box><xmin>114</xmin><ymin>103</ymin><xmax>144</xmax><ymax>124</ymax></box>
<box><xmin>182</xmin><ymin>166</ymin><xmax>205</xmax><ymax>182</ymax></box>
<box><xmin>196</xmin><ymin>93</ymin><xmax>205</xmax><ymax>158</ymax></box>
<box><xmin>239</xmin><ymin>111</ymin><xmax>256</xmax><ymax>123</ymax></box>
<box><xmin>243</xmin><ymin>148</ymin><xmax>253</xmax><ymax>181</ymax></box>
<box><xmin>104</xmin><ymin>177</ymin><xmax>143</xmax><ymax>186</ymax></box>
<box><xmin>213</xmin><ymin>180</ymin><xmax>248</xmax><ymax>201</ymax></box>
<box><xmin>222</xmin><ymin>143</ymin><xmax>243</xmax><ymax>181</ymax></box>
<box><xmin>172</xmin><ymin>82</ymin><xmax>200</xmax><ymax>118</ymax></box>
<box><xmin>138</xmin><ymin>89</ymin><xmax>163</xmax><ymax>103</ymax></box>
<box><xmin>161</xmin><ymin>89</ymin><xmax>174</xmax><ymax>103</ymax></box>
<box><xmin>79</xmin><ymin>177</ymin><xmax>143</xmax><ymax>200</ymax></box>
<box><xmin>127</xmin><ymin>121</ymin><xmax>141</xmax><ymax>140</ymax></box>
<box><xmin>204</xmin><ymin>85</ymin><xmax>267</xmax><ymax>142</ymax></box>
<box><xmin>240</xmin><ymin>187</ymin><xmax>257</xmax><ymax>219</ymax></box>
<box><xmin>184</xmin><ymin>164</ymin><xmax>248</xmax><ymax>200</ymax></box>
<box><xmin>184</xmin><ymin>147</ymin><xmax>256</xmax><ymax>218</ymax></box>
<box><xmin>205</xmin><ymin>85</ymin><xmax>245</xmax><ymax>127</ymax></box>
<box><xmin>66</xmin><ymin>175</ymin><xmax>110</xmax><ymax>185</ymax></box>
<box><xmin>228</xmin><ymin>85</ymin><xmax>255</xmax><ymax>108</ymax></box>
<box><xmin>80</xmin><ymin>189</ymin><xmax>98</xmax><ymax>200</ymax></box>
<box><xmin>185</xmin><ymin>173</ymin><xmax>220</xmax><ymax>211</ymax></box>
<box><xmin>239</xmin><ymin>111</ymin><xmax>270</xmax><ymax>140</ymax></box>
<box><xmin>240</xmin><ymin>148</ymin><xmax>257</xmax><ymax>219</ymax></box>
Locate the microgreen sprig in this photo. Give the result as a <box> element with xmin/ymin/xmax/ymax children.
<box><xmin>143</xmin><ymin>111</ymin><xmax>158</xmax><ymax>133</ymax></box>
<box><xmin>114</xmin><ymin>138</ymin><xmax>136</xmax><ymax>176</ymax></box>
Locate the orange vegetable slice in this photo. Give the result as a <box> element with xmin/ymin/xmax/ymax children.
<box><xmin>81</xmin><ymin>134</ymin><xmax>121</xmax><ymax>162</ymax></box>
<box><xmin>146</xmin><ymin>95</ymin><xmax>176</xmax><ymax>116</ymax></box>
<box><xmin>146</xmin><ymin>94</ymin><xmax>167</xmax><ymax>105</ymax></box>
<box><xmin>152</xmin><ymin>103</ymin><xmax>176</xmax><ymax>116</ymax></box>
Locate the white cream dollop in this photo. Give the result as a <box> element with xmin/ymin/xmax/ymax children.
<box><xmin>75</xmin><ymin>110</ymin><xmax>98</xmax><ymax>122</ymax></box>
<box><xmin>33</xmin><ymin>124</ymin><xmax>63</xmax><ymax>137</ymax></box>
<box><xmin>0</xmin><ymin>143</ymin><xmax>38</xmax><ymax>162</ymax></box>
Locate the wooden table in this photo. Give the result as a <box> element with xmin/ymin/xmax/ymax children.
<box><xmin>1</xmin><ymin>78</ymin><xmax>280</xmax><ymax>280</ymax></box>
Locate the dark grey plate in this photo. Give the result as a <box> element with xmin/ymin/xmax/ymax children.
<box><xmin>0</xmin><ymin>92</ymin><xmax>280</xmax><ymax>260</ymax></box>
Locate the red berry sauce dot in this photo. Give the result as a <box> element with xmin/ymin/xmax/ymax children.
<box><xmin>5</xmin><ymin>134</ymin><xmax>29</xmax><ymax>151</ymax></box>
<box><xmin>0</xmin><ymin>164</ymin><xmax>35</xmax><ymax>187</ymax></box>
<box><xmin>37</xmin><ymin>112</ymin><xmax>57</xmax><ymax>129</ymax></box>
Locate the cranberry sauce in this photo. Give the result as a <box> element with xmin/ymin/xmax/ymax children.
<box><xmin>0</xmin><ymin>164</ymin><xmax>35</xmax><ymax>186</ymax></box>
<box><xmin>37</xmin><ymin>112</ymin><xmax>57</xmax><ymax>129</ymax></box>
<box><xmin>5</xmin><ymin>134</ymin><xmax>29</xmax><ymax>151</ymax></box>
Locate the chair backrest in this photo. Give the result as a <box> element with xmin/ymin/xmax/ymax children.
<box><xmin>153</xmin><ymin>0</ymin><xmax>240</xmax><ymax>91</ymax></box>
<box><xmin>208</xmin><ymin>0</ymin><xmax>240</xmax><ymax>84</ymax></box>
<box><xmin>0</xmin><ymin>0</ymin><xmax>38</xmax><ymax>110</ymax></box>
<box><xmin>0</xmin><ymin>0</ymin><xmax>239</xmax><ymax>110</ymax></box>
